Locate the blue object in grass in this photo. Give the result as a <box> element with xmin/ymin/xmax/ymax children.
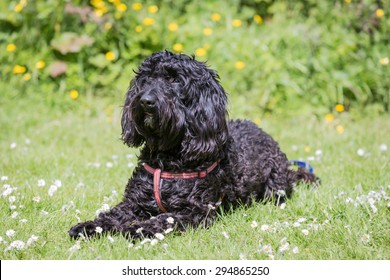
<box><xmin>289</xmin><ymin>160</ymin><xmax>314</xmax><ymax>174</ymax></box>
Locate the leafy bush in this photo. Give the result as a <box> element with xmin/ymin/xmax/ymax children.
<box><xmin>1</xmin><ymin>0</ymin><xmax>389</xmax><ymax>113</ymax></box>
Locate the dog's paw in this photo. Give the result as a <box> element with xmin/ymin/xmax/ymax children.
<box><xmin>69</xmin><ymin>221</ymin><xmax>98</xmax><ymax>239</ymax></box>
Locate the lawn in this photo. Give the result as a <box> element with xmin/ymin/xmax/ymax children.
<box><xmin>1</xmin><ymin>83</ymin><xmax>389</xmax><ymax>260</ymax></box>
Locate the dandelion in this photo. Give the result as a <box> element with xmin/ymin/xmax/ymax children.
<box><xmin>155</xmin><ymin>233</ymin><xmax>164</xmax><ymax>240</ymax></box>
<box><xmin>260</xmin><ymin>224</ymin><xmax>270</xmax><ymax>231</ymax></box>
<box><xmin>357</xmin><ymin>148</ymin><xmax>365</xmax><ymax>157</ymax></box>
<box><xmin>6</xmin><ymin>229</ymin><xmax>16</xmax><ymax>238</ymax></box>
<box><xmin>234</xmin><ymin>61</ymin><xmax>245</xmax><ymax>70</ymax></box>
<box><xmin>148</xmin><ymin>5</ymin><xmax>158</xmax><ymax>14</ymax></box>
<box><xmin>95</xmin><ymin>227</ymin><xmax>103</xmax><ymax>234</ymax></box>
<box><xmin>251</xmin><ymin>220</ymin><xmax>258</xmax><ymax>228</ymax></box>
<box><xmin>222</xmin><ymin>231</ymin><xmax>229</xmax><ymax>239</ymax></box>
<box><xmin>14</xmin><ymin>4</ymin><xmax>24</xmax><ymax>12</ymax></box>
<box><xmin>166</xmin><ymin>217</ymin><xmax>174</xmax><ymax>224</ymax></box>
<box><xmin>168</xmin><ymin>22</ymin><xmax>178</xmax><ymax>32</ymax></box>
<box><xmin>292</xmin><ymin>246</ymin><xmax>300</xmax><ymax>254</ymax></box>
<box><xmin>6</xmin><ymin>43</ymin><xmax>16</xmax><ymax>52</ymax></box>
<box><xmin>116</xmin><ymin>3</ymin><xmax>127</xmax><ymax>12</ymax></box>
<box><xmin>232</xmin><ymin>19</ymin><xmax>242</xmax><ymax>27</ymax></box>
<box><xmin>361</xmin><ymin>234</ymin><xmax>370</xmax><ymax>243</ymax></box>
<box><xmin>211</xmin><ymin>13</ymin><xmax>221</xmax><ymax>22</ymax></box>
<box><xmin>22</xmin><ymin>73</ymin><xmax>31</xmax><ymax>81</ymax></box>
<box><xmin>302</xmin><ymin>229</ymin><xmax>310</xmax><ymax>236</ymax></box>
<box><xmin>203</xmin><ymin>27</ymin><xmax>213</xmax><ymax>36</ymax></box>
<box><xmin>375</xmin><ymin>9</ymin><xmax>385</xmax><ymax>18</ymax></box>
<box><xmin>143</xmin><ymin>18</ymin><xmax>155</xmax><ymax>26</ymax></box>
<box><xmin>335</xmin><ymin>104</ymin><xmax>345</xmax><ymax>112</ymax></box>
<box><xmin>70</xmin><ymin>89</ymin><xmax>79</xmax><ymax>100</ymax></box>
<box><xmin>173</xmin><ymin>43</ymin><xmax>183</xmax><ymax>53</ymax></box>
<box><xmin>195</xmin><ymin>48</ymin><xmax>207</xmax><ymax>57</ymax></box>
<box><xmin>132</xmin><ymin>3</ymin><xmax>142</xmax><ymax>10</ymax></box>
<box><xmin>48</xmin><ymin>185</ymin><xmax>58</xmax><ymax>197</ymax></box>
<box><xmin>254</xmin><ymin>15</ymin><xmax>263</xmax><ymax>24</ymax></box>
<box><xmin>105</xmin><ymin>51</ymin><xmax>116</xmax><ymax>61</ymax></box>
<box><xmin>35</xmin><ymin>60</ymin><xmax>46</xmax><ymax>70</ymax></box>
<box><xmin>13</xmin><ymin>65</ymin><xmax>27</xmax><ymax>74</ymax></box>
<box><xmin>380</xmin><ymin>57</ymin><xmax>389</xmax><ymax>65</ymax></box>
<box><xmin>26</xmin><ymin>235</ymin><xmax>39</xmax><ymax>247</ymax></box>
<box><xmin>325</xmin><ymin>113</ymin><xmax>334</xmax><ymax>123</ymax></box>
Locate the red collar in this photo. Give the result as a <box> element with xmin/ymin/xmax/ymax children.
<box><xmin>143</xmin><ymin>161</ymin><xmax>220</xmax><ymax>212</ymax></box>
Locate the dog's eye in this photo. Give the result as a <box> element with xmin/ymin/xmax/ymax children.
<box><xmin>168</xmin><ymin>77</ymin><xmax>180</xmax><ymax>83</ymax></box>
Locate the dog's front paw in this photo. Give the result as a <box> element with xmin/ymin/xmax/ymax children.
<box><xmin>69</xmin><ymin>221</ymin><xmax>98</xmax><ymax>239</ymax></box>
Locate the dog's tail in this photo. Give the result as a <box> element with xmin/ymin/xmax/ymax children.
<box><xmin>287</xmin><ymin>160</ymin><xmax>320</xmax><ymax>187</ymax></box>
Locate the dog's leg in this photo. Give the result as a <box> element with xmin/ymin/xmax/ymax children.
<box><xmin>69</xmin><ymin>201</ymin><xmax>142</xmax><ymax>239</ymax></box>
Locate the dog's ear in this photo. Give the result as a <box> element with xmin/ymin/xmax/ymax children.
<box><xmin>181</xmin><ymin>67</ymin><xmax>228</xmax><ymax>161</ymax></box>
<box><xmin>121</xmin><ymin>82</ymin><xmax>144</xmax><ymax>147</ymax></box>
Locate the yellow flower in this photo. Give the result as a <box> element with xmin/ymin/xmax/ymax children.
<box><xmin>203</xmin><ymin>27</ymin><xmax>213</xmax><ymax>36</ymax></box>
<box><xmin>335</xmin><ymin>104</ymin><xmax>345</xmax><ymax>113</ymax></box>
<box><xmin>344</xmin><ymin>0</ymin><xmax>351</xmax><ymax>3</ymax></box>
<box><xmin>104</xmin><ymin>22</ymin><xmax>113</xmax><ymax>30</ymax></box>
<box><xmin>173</xmin><ymin>43</ymin><xmax>183</xmax><ymax>53</ymax></box>
<box><xmin>14</xmin><ymin>4</ymin><xmax>23</xmax><ymax>12</ymax></box>
<box><xmin>234</xmin><ymin>61</ymin><xmax>245</xmax><ymax>70</ymax></box>
<box><xmin>195</xmin><ymin>48</ymin><xmax>207</xmax><ymax>57</ymax></box>
<box><xmin>6</xmin><ymin>43</ymin><xmax>16</xmax><ymax>52</ymax></box>
<box><xmin>35</xmin><ymin>60</ymin><xmax>46</xmax><ymax>70</ymax></box>
<box><xmin>325</xmin><ymin>113</ymin><xmax>334</xmax><ymax>123</ymax></box>
<box><xmin>254</xmin><ymin>117</ymin><xmax>261</xmax><ymax>126</ymax></box>
<box><xmin>168</xmin><ymin>22</ymin><xmax>179</xmax><ymax>32</ymax></box>
<box><xmin>380</xmin><ymin>57</ymin><xmax>389</xmax><ymax>65</ymax></box>
<box><xmin>23</xmin><ymin>73</ymin><xmax>31</xmax><ymax>81</ymax></box>
<box><xmin>91</xmin><ymin>0</ymin><xmax>105</xmax><ymax>8</ymax></box>
<box><xmin>105</xmin><ymin>51</ymin><xmax>116</xmax><ymax>61</ymax></box>
<box><xmin>94</xmin><ymin>8</ymin><xmax>106</xmax><ymax>17</ymax></box>
<box><xmin>304</xmin><ymin>146</ymin><xmax>311</xmax><ymax>153</ymax></box>
<box><xmin>336</xmin><ymin>125</ymin><xmax>345</xmax><ymax>134</ymax></box>
<box><xmin>116</xmin><ymin>3</ymin><xmax>127</xmax><ymax>12</ymax></box>
<box><xmin>232</xmin><ymin>19</ymin><xmax>242</xmax><ymax>27</ymax></box>
<box><xmin>135</xmin><ymin>25</ymin><xmax>143</xmax><ymax>33</ymax></box>
<box><xmin>148</xmin><ymin>5</ymin><xmax>158</xmax><ymax>14</ymax></box>
<box><xmin>132</xmin><ymin>3</ymin><xmax>142</xmax><ymax>11</ymax></box>
<box><xmin>13</xmin><ymin>65</ymin><xmax>27</xmax><ymax>74</ymax></box>
<box><xmin>143</xmin><ymin>18</ymin><xmax>155</xmax><ymax>26</ymax></box>
<box><xmin>211</xmin><ymin>13</ymin><xmax>221</xmax><ymax>22</ymax></box>
<box><xmin>70</xmin><ymin>90</ymin><xmax>79</xmax><ymax>100</ymax></box>
<box><xmin>254</xmin><ymin>15</ymin><xmax>263</xmax><ymax>24</ymax></box>
<box><xmin>375</xmin><ymin>9</ymin><xmax>384</xmax><ymax>18</ymax></box>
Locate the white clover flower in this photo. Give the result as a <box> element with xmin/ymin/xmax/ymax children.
<box><xmin>1</xmin><ymin>176</ymin><xmax>8</xmax><ymax>181</ymax></box>
<box><xmin>166</xmin><ymin>217</ymin><xmax>174</xmax><ymax>224</ymax></box>
<box><xmin>207</xmin><ymin>204</ymin><xmax>216</xmax><ymax>210</ymax></box>
<box><xmin>106</xmin><ymin>162</ymin><xmax>114</xmax><ymax>168</ymax></box>
<box><xmin>7</xmin><ymin>240</ymin><xmax>25</xmax><ymax>250</ymax></box>
<box><xmin>8</xmin><ymin>196</ymin><xmax>16</xmax><ymax>203</ymax></box>
<box><xmin>10</xmin><ymin>142</ymin><xmax>17</xmax><ymax>149</ymax></box>
<box><xmin>155</xmin><ymin>233</ymin><xmax>164</xmax><ymax>240</ymax></box>
<box><xmin>48</xmin><ymin>185</ymin><xmax>58</xmax><ymax>196</ymax></box>
<box><xmin>164</xmin><ymin>228</ymin><xmax>173</xmax><ymax>234</ymax></box>
<box><xmin>222</xmin><ymin>231</ymin><xmax>229</xmax><ymax>239</ymax></box>
<box><xmin>251</xmin><ymin>221</ymin><xmax>258</xmax><ymax>228</ymax></box>
<box><xmin>37</xmin><ymin>179</ymin><xmax>46</xmax><ymax>187</ymax></box>
<box><xmin>315</xmin><ymin>149</ymin><xmax>323</xmax><ymax>157</ymax></box>
<box><xmin>26</xmin><ymin>235</ymin><xmax>39</xmax><ymax>247</ymax></box>
<box><xmin>95</xmin><ymin>227</ymin><xmax>103</xmax><ymax>234</ymax></box>
<box><xmin>345</xmin><ymin>197</ymin><xmax>354</xmax><ymax>204</ymax></box>
<box><xmin>260</xmin><ymin>224</ymin><xmax>270</xmax><ymax>232</ymax></box>
<box><xmin>19</xmin><ymin>219</ymin><xmax>28</xmax><ymax>223</ymax></box>
<box><xmin>140</xmin><ymin>238</ymin><xmax>151</xmax><ymax>245</ymax></box>
<box><xmin>276</xmin><ymin>190</ymin><xmax>286</xmax><ymax>197</ymax></box>
<box><xmin>32</xmin><ymin>195</ymin><xmax>41</xmax><ymax>203</ymax></box>
<box><xmin>293</xmin><ymin>222</ymin><xmax>301</xmax><ymax>227</ymax></box>
<box><xmin>279</xmin><ymin>203</ymin><xmax>286</xmax><ymax>210</ymax></box>
<box><xmin>357</xmin><ymin>148</ymin><xmax>365</xmax><ymax>156</ymax></box>
<box><xmin>0</xmin><ymin>236</ymin><xmax>3</xmax><ymax>243</ymax></box>
<box><xmin>53</xmin><ymin>180</ymin><xmax>62</xmax><ymax>187</ymax></box>
<box><xmin>292</xmin><ymin>246</ymin><xmax>300</xmax><ymax>254</ymax></box>
<box><xmin>2</xmin><ymin>186</ymin><xmax>13</xmax><ymax>197</ymax></box>
<box><xmin>297</xmin><ymin>217</ymin><xmax>307</xmax><ymax>223</ymax></box>
<box><xmin>136</xmin><ymin>227</ymin><xmax>143</xmax><ymax>234</ymax></box>
<box><xmin>150</xmin><ymin>239</ymin><xmax>158</xmax><ymax>246</ymax></box>
<box><xmin>379</xmin><ymin>144</ymin><xmax>387</xmax><ymax>152</ymax></box>
<box><xmin>302</xmin><ymin>229</ymin><xmax>310</xmax><ymax>236</ymax></box>
<box><xmin>127</xmin><ymin>163</ymin><xmax>135</xmax><ymax>169</ymax></box>
<box><xmin>9</xmin><ymin>205</ymin><xmax>16</xmax><ymax>210</ymax></box>
<box><xmin>361</xmin><ymin>234</ymin><xmax>370</xmax><ymax>244</ymax></box>
<box><xmin>11</xmin><ymin>211</ymin><xmax>19</xmax><ymax>219</ymax></box>
<box><xmin>6</xmin><ymin>229</ymin><xmax>15</xmax><ymax>237</ymax></box>
<box><xmin>107</xmin><ymin>235</ymin><xmax>115</xmax><ymax>243</ymax></box>
<box><xmin>41</xmin><ymin>210</ymin><xmax>48</xmax><ymax>215</ymax></box>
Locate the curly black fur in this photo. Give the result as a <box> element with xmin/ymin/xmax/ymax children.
<box><xmin>69</xmin><ymin>51</ymin><xmax>319</xmax><ymax>240</ymax></box>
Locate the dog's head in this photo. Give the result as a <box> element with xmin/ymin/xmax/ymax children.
<box><xmin>121</xmin><ymin>51</ymin><xmax>228</xmax><ymax>161</ymax></box>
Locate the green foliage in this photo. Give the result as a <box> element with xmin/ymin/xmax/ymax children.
<box><xmin>1</xmin><ymin>0</ymin><xmax>389</xmax><ymax>113</ymax></box>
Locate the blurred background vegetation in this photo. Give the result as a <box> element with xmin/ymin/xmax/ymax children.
<box><xmin>1</xmin><ymin>0</ymin><xmax>389</xmax><ymax>117</ymax></box>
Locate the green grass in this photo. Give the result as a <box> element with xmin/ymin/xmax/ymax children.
<box><xmin>0</xmin><ymin>86</ymin><xmax>389</xmax><ymax>260</ymax></box>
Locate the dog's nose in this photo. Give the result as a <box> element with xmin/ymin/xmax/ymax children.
<box><xmin>140</xmin><ymin>94</ymin><xmax>156</xmax><ymax>110</ymax></box>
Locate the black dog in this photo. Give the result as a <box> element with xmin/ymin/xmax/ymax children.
<box><xmin>69</xmin><ymin>51</ymin><xmax>318</xmax><ymax>240</ymax></box>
